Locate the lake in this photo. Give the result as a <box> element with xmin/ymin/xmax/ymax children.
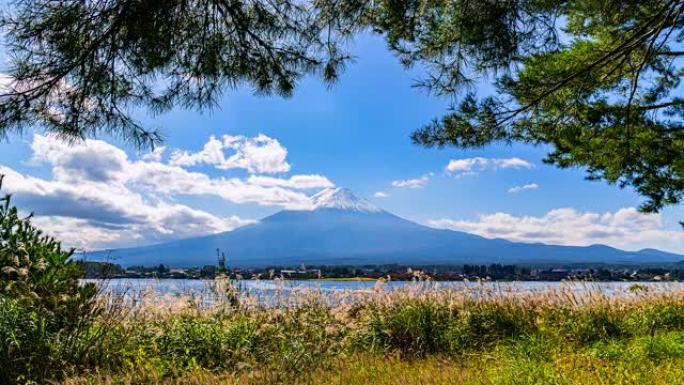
<box><xmin>87</xmin><ymin>278</ymin><xmax>681</xmax><ymax>302</ymax></box>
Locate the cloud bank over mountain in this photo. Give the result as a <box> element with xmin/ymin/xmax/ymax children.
<box><xmin>0</xmin><ymin>134</ymin><xmax>333</xmax><ymax>249</ymax></box>
<box><xmin>429</xmin><ymin>207</ymin><xmax>684</xmax><ymax>254</ymax></box>
<box><xmin>87</xmin><ymin>188</ymin><xmax>684</xmax><ymax>267</ymax></box>
<box><xmin>1</xmin><ymin>135</ymin><xmax>682</xmax><ymax>255</ymax></box>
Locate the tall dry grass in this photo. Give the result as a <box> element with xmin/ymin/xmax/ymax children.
<box><xmin>12</xmin><ymin>278</ymin><xmax>684</xmax><ymax>384</ymax></box>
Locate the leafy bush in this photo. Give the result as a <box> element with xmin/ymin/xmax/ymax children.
<box><xmin>538</xmin><ymin>306</ymin><xmax>627</xmax><ymax>344</ymax></box>
<box><xmin>153</xmin><ymin>317</ymin><xmax>261</xmax><ymax>371</ymax></box>
<box><xmin>447</xmin><ymin>301</ymin><xmax>533</xmax><ymax>351</ymax></box>
<box><xmin>626</xmin><ymin>303</ymin><xmax>684</xmax><ymax>336</ymax></box>
<box><xmin>0</xmin><ymin>176</ymin><xmax>98</xmax><ymax>384</ymax></box>
<box><xmin>358</xmin><ymin>299</ymin><xmax>536</xmax><ymax>357</ymax></box>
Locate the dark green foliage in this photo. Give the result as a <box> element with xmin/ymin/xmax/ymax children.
<box><xmin>0</xmin><ymin>299</ymin><xmax>53</xmax><ymax>384</ymax></box>
<box><xmin>640</xmin><ymin>333</ymin><xmax>684</xmax><ymax>359</ymax></box>
<box><xmin>589</xmin><ymin>332</ymin><xmax>684</xmax><ymax>361</ymax></box>
<box><xmin>391</xmin><ymin>0</ymin><xmax>684</xmax><ymax>215</ymax></box>
<box><xmin>81</xmin><ymin>309</ymin><xmax>342</xmax><ymax>382</ymax></box>
<box><xmin>363</xmin><ymin>302</ymin><xmax>452</xmax><ymax>356</ymax></box>
<box><xmin>1</xmin><ymin>0</ymin><xmax>682</xmax><ymax>212</ymax></box>
<box><xmin>503</xmin><ymin>334</ymin><xmax>555</xmax><ymax>362</ymax></box>
<box><xmin>354</xmin><ymin>295</ymin><xmax>684</xmax><ymax>359</ymax></box>
<box><xmin>359</xmin><ymin>299</ymin><xmax>535</xmax><ymax>357</ymax></box>
<box><xmin>154</xmin><ymin>317</ymin><xmax>262</xmax><ymax>371</ymax></box>
<box><xmin>0</xmin><ymin>176</ymin><xmax>98</xmax><ymax>384</ymax></box>
<box><xmin>627</xmin><ymin>303</ymin><xmax>684</xmax><ymax>335</ymax></box>
<box><xmin>542</xmin><ymin>307</ymin><xmax>627</xmax><ymax>344</ymax></box>
<box><xmin>0</xmin><ymin>176</ymin><xmax>97</xmax><ymax>330</ymax></box>
<box><xmin>0</xmin><ymin>0</ymin><xmax>354</xmax><ymax>147</ymax></box>
<box><xmin>448</xmin><ymin>302</ymin><xmax>534</xmax><ymax>350</ymax></box>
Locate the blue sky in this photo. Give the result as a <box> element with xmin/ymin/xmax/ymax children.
<box><xmin>1</xmin><ymin>33</ymin><xmax>683</xmax><ymax>253</ymax></box>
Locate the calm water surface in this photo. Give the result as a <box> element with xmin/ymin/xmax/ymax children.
<box><xmin>86</xmin><ymin>278</ymin><xmax>681</xmax><ymax>298</ymax></box>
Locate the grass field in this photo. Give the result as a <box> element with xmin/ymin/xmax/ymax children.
<box><xmin>6</xmin><ymin>279</ymin><xmax>684</xmax><ymax>384</ymax></box>
<box><xmin>62</xmin><ymin>344</ymin><xmax>684</xmax><ymax>385</ymax></box>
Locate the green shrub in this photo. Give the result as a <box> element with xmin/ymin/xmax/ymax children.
<box><xmin>0</xmin><ymin>176</ymin><xmax>98</xmax><ymax>384</ymax></box>
<box><xmin>446</xmin><ymin>302</ymin><xmax>533</xmax><ymax>352</ymax></box>
<box><xmin>502</xmin><ymin>334</ymin><xmax>555</xmax><ymax>361</ymax></box>
<box><xmin>627</xmin><ymin>303</ymin><xmax>684</xmax><ymax>336</ymax></box>
<box><xmin>360</xmin><ymin>301</ymin><xmax>452</xmax><ymax>356</ymax></box>
<box><xmin>637</xmin><ymin>333</ymin><xmax>684</xmax><ymax>360</ymax></box>
<box><xmin>153</xmin><ymin>317</ymin><xmax>261</xmax><ymax>371</ymax></box>
<box><xmin>0</xmin><ymin>298</ymin><xmax>52</xmax><ymax>383</ymax></box>
<box><xmin>539</xmin><ymin>306</ymin><xmax>627</xmax><ymax>344</ymax></box>
<box><xmin>588</xmin><ymin>339</ymin><xmax>630</xmax><ymax>360</ymax></box>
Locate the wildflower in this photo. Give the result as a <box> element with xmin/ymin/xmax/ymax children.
<box><xmin>325</xmin><ymin>325</ymin><xmax>340</xmax><ymax>336</ymax></box>
<box><xmin>17</xmin><ymin>267</ymin><xmax>29</xmax><ymax>278</ymax></box>
<box><xmin>15</xmin><ymin>243</ymin><xmax>27</xmax><ymax>255</ymax></box>
<box><xmin>374</xmin><ymin>277</ymin><xmax>386</xmax><ymax>292</ymax></box>
<box><xmin>34</xmin><ymin>258</ymin><xmax>47</xmax><ymax>272</ymax></box>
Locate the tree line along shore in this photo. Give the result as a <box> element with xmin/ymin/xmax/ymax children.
<box><xmin>82</xmin><ymin>261</ymin><xmax>684</xmax><ymax>282</ymax></box>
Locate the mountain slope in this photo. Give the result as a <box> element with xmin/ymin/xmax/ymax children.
<box><xmin>87</xmin><ymin>188</ymin><xmax>684</xmax><ymax>267</ymax></box>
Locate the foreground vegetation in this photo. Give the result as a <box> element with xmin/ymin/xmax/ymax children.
<box><xmin>60</xmin><ymin>349</ymin><xmax>684</xmax><ymax>385</ymax></box>
<box><xmin>5</xmin><ymin>280</ymin><xmax>684</xmax><ymax>384</ymax></box>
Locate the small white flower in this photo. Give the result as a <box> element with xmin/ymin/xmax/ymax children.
<box><xmin>35</xmin><ymin>259</ymin><xmax>47</xmax><ymax>272</ymax></box>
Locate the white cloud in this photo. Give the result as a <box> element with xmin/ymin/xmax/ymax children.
<box><xmin>446</xmin><ymin>157</ymin><xmax>534</xmax><ymax>174</ymax></box>
<box><xmin>1</xmin><ymin>165</ymin><xmax>258</xmax><ymax>249</ymax></box>
<box><xmin>127</xmin><ymin>161</ymin><xmax>314</xmax><ymax>209</ymax></box>
<box><xmin>30</xmin><ymin>133</ymin><xmax>129</xmax><ymax>183</ymax></box>
<box><xmin>0</xmin><ymin>163</ymin><xmax>258</xmax><ymax>249</ymax></box>
<box><xmin>391</xmin><ymin>173</ymin><xmax>432</xmax><ymax>189</ymax></box>
<box><xmin>429</xmin><ymin>207</ymin><xmax>684</xmax><ymax>253</ymax></box>
<box><xmin>32</xmin><ymin>211</ymin><xmax>254</xmax><ymax>251</ymax></box>
<box><xmin>25</xmin><ymin>134</ymin><xmax>320</xmax><ymax>209</ymax></box>
<box><xmin>30</xmin><ymin>217</ymin><xmax>128</xmax><ymax>250</ymax></box>
<box><xmin>169</xmin><ymin>134</ymin><xmax>291</xmax><ymax>174</ymax></box>
<box><xmin>374</xmin><ymin>191</ymin><xmax>388</xmax><ymax>198</ymax></box>
<box><xmin>140</xmin><ymin>146</ymin><xmax>166</xmax><ymax>162</ymax></box>
<box><xmin>0</xmin><ymin>134</ymin><xmax>333</xmax><ymax>249</ymax></box>
<box><xmin>247</xmin><ymin>174</ymin><xmax>334</xmax><ymax>189</ymax></box>
<box><xmin>508</xmin><ymin>183</ymin><xmax>539</xmax><ymax>193</ymax></box>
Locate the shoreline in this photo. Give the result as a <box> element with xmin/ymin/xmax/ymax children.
<box><xmin>81</xmin><ymin>277</ymin><xmax>681</xmax><ymax>283</ymax></box>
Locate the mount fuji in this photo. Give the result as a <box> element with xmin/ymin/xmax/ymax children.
<box><xmin>87</xmin><ymin>187</ymin><xmax>684</xmax><ymax>267</ymax></box>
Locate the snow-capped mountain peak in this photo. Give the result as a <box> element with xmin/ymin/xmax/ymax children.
<box><xmin>311</xmin><ymin>187</ymin><xmax>381</xmax><ymax>212</ymax></box>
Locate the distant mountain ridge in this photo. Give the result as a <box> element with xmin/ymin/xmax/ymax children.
<box><xmin>86</xmin><ymin>188</ymin><xmax>684</xmax><ymax>267</ymax></box>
